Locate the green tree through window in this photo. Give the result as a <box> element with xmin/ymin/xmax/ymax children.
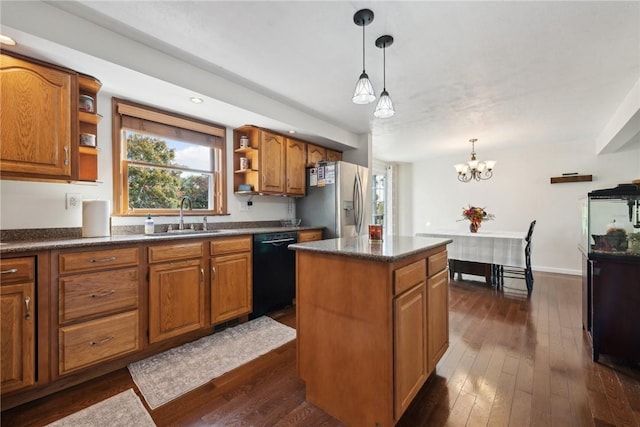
<box><xmin>125</xmin><ymin>131</ymin><xmax>213</xmax><ymax>211</ymax></box>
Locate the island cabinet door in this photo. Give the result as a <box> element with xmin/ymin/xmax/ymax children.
<box><xmin>428</xmin><ymin>269</ymin><xmax>449</xmax><ymax>372</ymax></box>
<box><xmin>393</xmin><ymin>281</ymin><xmax>428</xmax><ymax>419</ymax></box>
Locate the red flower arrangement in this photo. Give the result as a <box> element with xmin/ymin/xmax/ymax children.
<box><xmin>460</xmin><ymin>206</ymin><xmax>495</xmax><ymax>232</ymax></box>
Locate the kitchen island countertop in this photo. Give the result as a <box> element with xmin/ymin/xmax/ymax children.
<box><xmin>288</xmin><ymin>235</ymin><xmax>452</xmax><ymax>262</ymax></box>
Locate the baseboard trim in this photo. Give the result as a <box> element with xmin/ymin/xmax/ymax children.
<box><xmin>533</xmin><ymin>266</ymin><xmax>581</xmax><ymax>276</ymax></box>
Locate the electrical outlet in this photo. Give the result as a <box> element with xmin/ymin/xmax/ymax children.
<box><xmin>66</xmin><ymin>193</ymin><xmax>82</xmax><ymax>210</ymax></box>
<box><xmin>238</xmin><ymin>201</ymin><xmax>249</xmax><ymax>212</ymax></box>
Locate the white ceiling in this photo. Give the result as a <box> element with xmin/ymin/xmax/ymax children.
<box><xmin>2</xmin><ymin>1</ymin><xmax>639</xmax><ymax>163</ymax></box>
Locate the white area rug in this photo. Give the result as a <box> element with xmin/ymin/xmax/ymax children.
<box><xmin>45</xmin><ymin>389</ymin><xmax>155</xmax><ymax>427</ymax></box>
<box><xmin>128</xmin><ymin>316</ymin><xmax>296</xmax><ymax>409</ymax></box>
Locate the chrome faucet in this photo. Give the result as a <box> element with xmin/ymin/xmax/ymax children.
<box><xmin>179</xmin><ymin>196</ymin><xmax>192</xmax><ymax>230</ymax></box>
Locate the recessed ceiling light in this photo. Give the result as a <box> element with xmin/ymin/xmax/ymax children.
<box><xmin>0</xmin><ymin>35</ymin><xmax>17</xmax><ymax>46</ymax></box>
<box><xmin>190</xmin><ymin>97</ymin><xmax>203</xmax><ymax>104</ymax></box>
<box><xmin>288</xmin><ymin>130</ymin><xmax>296</xmax><ymax>134</ymax></box>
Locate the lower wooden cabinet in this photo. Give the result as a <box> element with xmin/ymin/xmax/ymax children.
<box><xmin>393</xmin><ymin>280</ymin><xmax>428</xmax><ymax>417</ymax></box>
<box><xmin>297</xmin><ymin>229</ymin><xmax>323</xmax><ymax>243</ymax></box>
<box><xmin>0</xmin><ymin>257</ymin><xmax>35</xmax><ymax>394</ymax></box>
<box><xmin>211</xmin><ymin>253</ymin><xmax>252</xmax><ymax>324</ymax></box>
<box><xmin>56</xmin><ymin>246</ymin><xmax>141</xmax><ymax>377</ymax></box>
<box><xmin>210</xmin><ymin>236</ymin><xmax>252</xmax><ymax>324</ymax></box>
<box><xmin>149</xmin><ymin>258</ymin><xmax>205</xmax><ymax>343</ymax></box>
<box><xmin>59</xmin><ymin>311</ymin><xmax>138</xmax><ymax>374</ymax></box>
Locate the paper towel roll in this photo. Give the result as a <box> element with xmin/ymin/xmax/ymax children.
<box><xmin>82</xmin><ymin>200</ymin><xmax>111</xmax><ymax>237</ymax></box>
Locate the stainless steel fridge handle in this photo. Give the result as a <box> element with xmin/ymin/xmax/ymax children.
<box><xmin>354</xmin><ymin>169</ymin><xmax>364</xmax><ymax>235</ymax></box>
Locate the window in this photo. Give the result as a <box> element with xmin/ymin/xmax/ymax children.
<box><xmin>112</xmin><ymin>98</ymin><xmax>227</xmax><ymax>216</ymax></box>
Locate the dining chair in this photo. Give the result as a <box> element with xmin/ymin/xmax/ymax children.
<box><xmin>500</xmin><ymin>220</ymin><xmax>536</xmax><ymax>294</ymax></box>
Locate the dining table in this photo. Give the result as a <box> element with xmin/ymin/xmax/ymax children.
<box><xmin>416</xmin><ymin>228</ymin><xmax>528</xmax><ymax>286</ymax></box>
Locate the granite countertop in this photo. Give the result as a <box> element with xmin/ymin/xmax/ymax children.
<box><xmin>0</xmin><ymin>226</ymin><xmax>321</xmax><ymax>254</ymax></box>
<box><xmin>289</xmin><ymin>235</ymin><xmax>452</xmax><ymax>262</ymax></box>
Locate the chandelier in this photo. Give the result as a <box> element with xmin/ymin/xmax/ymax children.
<box><xmin>454</xmin><ymin>138</ymin><xmax>496</xmax><ymax>182</ymax></box>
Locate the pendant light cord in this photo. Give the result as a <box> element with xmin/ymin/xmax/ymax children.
<box><xmin>362</xmin><ymin>24</ymin><xmax>366</xmax><ymax>73</ymax></box>
<box><xmin>382</xmin><ymin>44</ymin><xmax>386</xmax><ymax>90</ymax></box>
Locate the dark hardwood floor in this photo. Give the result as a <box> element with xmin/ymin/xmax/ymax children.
<box><xmin>2</xmin><ymin>272</ymin><xmax>639</xmax><ymax>426</ymax></box>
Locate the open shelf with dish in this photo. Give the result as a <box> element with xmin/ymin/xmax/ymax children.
<box><xmin>233</xmin><ymin>127</ymin><xmax>260</xmax><ymax>193</ymax></box>
<box><xmin>77</xmin><ymin>74</ymin><xmax>102</xmax><ymax>182</ymax></box>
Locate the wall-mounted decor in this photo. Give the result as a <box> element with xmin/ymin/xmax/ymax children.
<box><xmin>550</xmin><ymin>173</ymin><xmax>593</xmax><ymax>184</ymax></box>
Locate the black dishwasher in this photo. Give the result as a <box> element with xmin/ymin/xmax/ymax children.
<box><xmin>250</xmin><ymin>232</ymin><xmax>298</xmax><ymax>319</ymax></box>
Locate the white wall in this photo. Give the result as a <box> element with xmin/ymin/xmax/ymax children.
<box><xmin>0</xmin><ymin>91</ymin><xmax>290</xmax><ymax>231</ymax></box>
<box><xmin>397</xmin><ymin>139</ymin><xmax>640</xmax><ymax>275</ymax></box>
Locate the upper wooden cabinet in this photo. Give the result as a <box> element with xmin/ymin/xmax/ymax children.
<box><xmin>0</xmin><ymin>53</ymin><xmax>73</xmax><ymax>180</ymax></box>
<box><xmin>285</xmin><ymin>138</ymin><xmax>306</xmax><ymax>196</ymax></box>
<box><xmin>260</xmin><ymin>131</ymin><xmax>286</xmax><ymax>194</ymax></box>
<box><xmin>306</xmin><ymin>143</ymin><xmax>326</xmax><ymax>167</ymax></box>
<box><xmin>326</xmin><ymin>149</ymin><xmax>342</xmax><ymax>162</ymax></box>
<box><xmin>0</xmin><ymin>52</ymin><xmax>102</xmax><ymax>183</ymax></box>
<box><xmin>306</xmin><ymin>145</ymin><xmax>342</xmax><ymax>166</ymax></box>
<box><xmin>233</xmin><ymin>126</ymin><xmax>284</xmax><ymax>195</ymax></box>
<box><xmin>234</xmin><ymin>125</ymin><xmax>341</xmax><ymax>197</ymax></box>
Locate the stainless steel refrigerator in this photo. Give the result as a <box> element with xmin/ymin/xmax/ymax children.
<box><xmin>296</xmin><ymin>161</ymin><xmax>369</xmax><ymax>239</ymax></box>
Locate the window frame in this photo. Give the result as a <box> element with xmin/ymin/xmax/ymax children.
<box><xmin>111</xmin><ymin>98</ymin><xmax>227</xmax><ymax>216</ymax></box>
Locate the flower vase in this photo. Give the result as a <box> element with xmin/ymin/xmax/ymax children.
<box><xmin>469</xmin><ymin>220</ymin><xmax>480</xmax><ymax>233</ymax></box>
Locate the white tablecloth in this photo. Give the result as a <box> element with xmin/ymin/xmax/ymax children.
<box><xmin>416</xmin><ymin>229</ymin><xmax>527</xmax><ymax>268</ymax></box>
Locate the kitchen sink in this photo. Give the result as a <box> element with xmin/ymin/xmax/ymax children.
<box><xmin>164</xmin><ymin>229</ymin><xmax>220</xmax><ymax>235</ymax></box>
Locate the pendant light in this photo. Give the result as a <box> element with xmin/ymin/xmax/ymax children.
<box><xmin>352</xmin><ymin>9</ymin><xmax>376</xmax><ymax>104</ymax></box>
<box><xmin>374</xmin><ymin>35</ymin><xmax>395</xmax><ymax>119</ymax></box>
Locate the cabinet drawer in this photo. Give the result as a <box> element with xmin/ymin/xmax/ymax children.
<box><xmin>0</xmin><ymin>257</ymin><xmax>35</xmax><ymax>284</ymax></box>
<box><xmin>59</xmin><ymin>310</ymin><xmax>139</xmax><ymax>375</ymax></box>
<box><xmin>59</xmin><ymin>247</ymin><xmax>139</xmax><ymax>274</ymax></box>
<box><xmin>428</xmin><ymin>250</ymin><xmax>448</xmax><ymax>276</ymax></box>
<box><xmin>394</xmin><ymin>260</ymin><xmax>426</xmax><ymax>295</ymax></box>
<box><xmin>148</xmin><ymin>241</ymin><xmax>203</xmax><ymax>263</ymax></box>
<box><xmin>210</xmin><ymin>236</ymin><xmax>252</xmax><ymax>255</ymax></box>
<box><xmin>59</xmin><ymin>267</ymin><xmax>139</xmax><ymax>324</ymax></box>
<box><xmin>298</xmin><ymin>230</ymin><xmax>323</xmax><ymax>243</ymax></box>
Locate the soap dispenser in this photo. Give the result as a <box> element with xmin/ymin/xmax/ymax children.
<box><xmin>145</xmin><ymin>214</ymin><xmax>154</xmax><ymax>235</ymax></box>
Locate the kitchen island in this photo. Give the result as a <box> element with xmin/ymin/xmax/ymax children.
<box><xmin>289</xmin><ymin>235</ymin><xmax>452</xmax><ymax>427</ymax></box>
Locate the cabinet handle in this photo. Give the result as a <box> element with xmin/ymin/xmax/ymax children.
<box><xmin>211</xmin><ymin>266</ymin><xmax>216</xmax><ymax>281</ymax></box>
<box><xmin>263</xmin><ymin>174</ymin><xmax>266</xmax><ymax>184</ymax></box>
<box><xmin>89</xmin><ymin>336</ymin><xmax>114</xmax><ymax>346</ymax></box>
<box><xmin>200</xmin><ymin>268</ymin><xmax>205</xmax><ymax>283</ymax></box>
<box><xmin>64</xmin><ymin>146</ymin><xmax>69</xmax><ymax>166</ymax></box>
<box><xmin>89</xmin><ymin>290</ymin><xmax>115</xmax><ymax>298</ymax></box>
<box><xmin>89</xmin><ymin>256</ymin><xmax>117</xmax><ymax>263</ymax></box>
<box><xmin>24</xmin><ymin>296</ymin><xmax>31</xmax><ymax>320</ymax></box>
<box><xmin>1</xmin><ymin>268</ymin><xmax>18</xmax><ymax>275</ymax></box>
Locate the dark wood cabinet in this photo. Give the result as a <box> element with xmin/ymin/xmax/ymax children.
<box><xmin>589</xmin><ymin>255</ymin><xmax>640</xmax><ymax>362</ymax></box>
